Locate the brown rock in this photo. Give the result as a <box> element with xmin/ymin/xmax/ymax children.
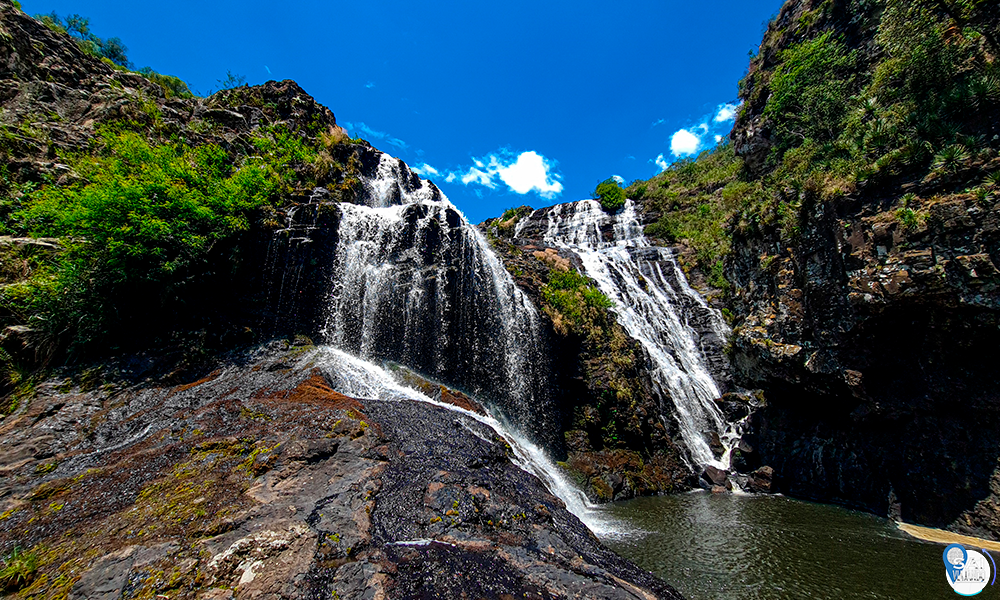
<box><xmin>749</xmin><ymin>466</ymin><xmax>775</xmax><ymax>493</ymax></box>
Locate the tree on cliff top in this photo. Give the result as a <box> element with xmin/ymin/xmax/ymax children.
<box><xmin>35</xmin><ymin>11</ymin><xmax>130</xmax><ymax>67</ymax></box>
<box><xmin>594</xmin><ymin>178</ymin><xmax>626</xmax><ymax>212</ymax></box>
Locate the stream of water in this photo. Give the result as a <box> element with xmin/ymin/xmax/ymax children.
<box><xmin>600</xmin><ymin>493</ymin><xmax>953</xmax><ymax>600</ymax></box>
<box><xmin>536</xmin><ymin>199</ymin><xmax>736</xmax><ymax>470</ymax></box>
<box><xmin>317</xmin><ymin>151</ymin><xmax>552</xmax><ymax>443</ymax></box>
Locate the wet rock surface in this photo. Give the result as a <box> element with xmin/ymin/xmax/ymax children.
<box><xmin>0</xmin><ymin>342</ymin><xmax>682</xmax><ymax>599</ymax></box>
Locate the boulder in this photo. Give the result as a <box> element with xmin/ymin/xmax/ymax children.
<box><xmin>730</xmin><ymin>439</ymin><xmax>760</xmax><ymax>473</ymax></box>
<box><xmin>701</xmin><ymin>465</ymin><xmax>728</xmax><ymax>487</ymax></box>
<box><xmin>749</xmin><ymin>465</ymin><xmax>775</xmax><ymax>493</ymax></box>
<box><xmin>714</xmin><ymin>392</ymin><xmax>754</xmax><ymax>422</ymax></box>
<box><xmin>708</xmin><ymin>432</ymin><xmax>725</xmax><ymax>459</ymax></box>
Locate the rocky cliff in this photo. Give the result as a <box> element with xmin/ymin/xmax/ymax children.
<box><xmin>633</xmin><ymin>0</ymin><xmax>1000</xmax><ymax>539</ymax></box>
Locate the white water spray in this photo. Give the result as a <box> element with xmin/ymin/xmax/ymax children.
<box><xmin>319</xmin><ymin>151</ymin><xmax>549</xmax><ymax>438</ymax></box>
<box><xmin>312</xmin><ymin>347</ymin><xmax>619</xmax><ymax>535</ymax></box>
<box><xmin>538</xmin><ymin>199</ymin><xmax>735</xmax><ymax>470</ymax></box>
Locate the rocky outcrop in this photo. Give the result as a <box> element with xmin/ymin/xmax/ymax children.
<box><xmin>718</xmin><ymin>0</ymin><xmax>1000</xmax><ymax>539</ymax></box>
<box><xmin>0</xmin><ymin>341</ymin><xmax>683</xmax><ymax>599</ymax></box>
<box><xmin>726</xmin><ymin>184</ymin><xmax>1000</xmax><ymax>537</ymax></box>
<box><xmin>0</xmin><ymin>0</ymin><xmax>368</xmax><ymax>364</ymax></box>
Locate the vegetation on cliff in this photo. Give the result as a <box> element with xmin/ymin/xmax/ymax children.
<box><xmin>634</xmin><ymin>0</ymin><xmax>1000</xmax><ymax>293</ymax></box>
<box><xmin>34</xmin><ymin>11</ymin><xmax>129</xmax><ymax>67</ymax></box>
<box><xmin>0</xmin><ymin>4</ymin><xmax>368</xmax><ymax>402</ymax></box>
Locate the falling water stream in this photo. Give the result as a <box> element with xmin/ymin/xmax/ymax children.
<box><xmin>319</xmin><ymin>152</ymin><xmax>552</xmax><ymax>444</ymax></box>
<box><xmin>535</xmin><ymin>199</ymin><xmax>737</xmax><ymax>470</ymax></box>
<box><xmin>298</xmin><ymin>151</ymin><xmax>614</xmax><ymax>531</ymax></box>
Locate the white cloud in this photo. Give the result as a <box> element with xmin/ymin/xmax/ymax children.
<box><xmin>670</xmin><ymin>129</ymin><xmax>702</xmax><ymax>157</ymax></box>
<box><xmin>492</xmin><ymin>151</ymin><xmax>563</xmax><ymax>198</ymax></box>
<box><xmin>461</xmin><ymin>167</ymin><xmax>496</xmax><ymax>188</ymax></box>
<box><xmin>411</xmin><ymin>163</ymin><xmax>439</xmax><ymax>177</ymax></box>
<box><xmin>653</xmin><ymin>100</ymin><xmax>741</xmax><ymax>172</ymax></box>
<box><xmin>611</xmin><ymin>175</ymin><xmax>625</xmax><ymax>185</ymax></box>
<box><xmin>439</xmin><ymin>150</ymin><xmax>563</xmax><ymax>198</ymax></box>
<box><xmin>714</xmin><ymin>103</ymin><xmax>738</xmax><ymax>123</ymax></box>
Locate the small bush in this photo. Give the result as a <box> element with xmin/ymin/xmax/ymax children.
<box><xmin>982</xmin><ymin>171</ymin><xmax>1000</xmax><ymax>190</ymax></box>
<box><xmin>896</xmin><ymin>207</ymin><xmax>920</xmax><ymax>230</ymax></box>
<box><xmin>542</xmin><ymin>269</ymin><xmax>614</xmax><ymax>336</ymax></box>
<box><xmin>34</xmin><ymin>12</ymin><xmax>131</xmax><ymax>67</ymax></box>
<box><xmin>932</xmin><ymin>144</ymin><xmax>970</xmax><ymax>174</ymax></box>
<box><xmin>0</xmin><ymin>547</ymin><xmax>38</xmax><ymax>591</ymax></box>
<box><xmin>138</xmin><ymin>67</ymin><xmax>193</xmax><ymax>99</ymax></box>
<box><xmin>594</xmin><ymin>179</ymin><xmax>625</xmax><ymax>211</ymax></box>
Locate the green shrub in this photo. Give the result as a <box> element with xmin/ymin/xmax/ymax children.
<box><xmin>6</xmin><ymin>125</ymin><xmax>307</xmax><ymax>353</ymax></box>
<box><xmin>983</xmin><ymin>171</ymin><xmax>1000</xmax><ymax>190</ymax></box>
<box><xmin>896</xmin><ymin>207</ymin><xmax>920</xmax><ymax>230</ymax></box>
<box><xmin>931</xmin><ymin>144</ymin><xmax>970</xmax><ymax>174</ymax></box>
<box><xmin>138</xmin><ymin>68</ymin><xmax>193</xmax><ymax>99</ymax></box>
<box><xmin>542</xmin><ymin>269</ymin><xmax>614</xmax><ymax>335</ymax></box>
<box><xmin>0</xmin><ymin>547</ymin><xmax>38</xmax><ymax>591</ymax></box>
<box><xmin>33</xmin><ymin>12</ymin><xmax>131</xmax><ymax>67</ymax></box>
<box><xmin>594</xmin><ymin>178</ymin><xmax>625</xmax><ymax>211</ymax></box>
<box><xmin>765</xmin><ymin>32</ymin><xmax>857</xmax><ymax>153</ymax></box>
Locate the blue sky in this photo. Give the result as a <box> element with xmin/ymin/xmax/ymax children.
<box><xmin>21</xmin><ymin>0</ymin><xmax>783</xmax><ymax>223</ymax></box>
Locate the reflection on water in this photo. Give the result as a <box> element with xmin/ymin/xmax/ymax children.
<box><xmin>599</xmin><ymin>493</ymin><xmax>956</xmax><ymax>600</ymax></box>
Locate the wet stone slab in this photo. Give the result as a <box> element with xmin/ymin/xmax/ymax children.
<box><xmin>0</xmin><ymin>342</ymin><xmax>682</xmax><ymax>599</ymax></box>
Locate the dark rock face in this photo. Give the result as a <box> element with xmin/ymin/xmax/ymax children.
<box><xmin>0</xmin><ymin>342</ymin><xmax>683</xmax><ymax>599</ymax></box>
<box><xmin>709</xmin><ymin>0</ymin><xmax>1000</xmax><ymax>539</ymax></box>
<box><xmin>723</xmin><ymin>142</ymin><xmax>1000</xmax><ymax>537</ymax></box>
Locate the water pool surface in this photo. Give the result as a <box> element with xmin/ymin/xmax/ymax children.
<box><xmin>599</xmin><ymin>493</ymin><xmax>971</xmax><ymax>599</ymax></box>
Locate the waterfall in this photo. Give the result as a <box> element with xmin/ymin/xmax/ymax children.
<box><xmin>312</xmin><ymin>347</ymin><xmax>619</xmax><ymax>535</ymax></box>
<box><xmin>316</xmin><ymin>151</ymin><xmax>553</xmax><ymax>446</ymax></box>
<box><xmin>536</xmin><ymin>199</ymin><xmax>735</xmax><ymax>470</ymax></box>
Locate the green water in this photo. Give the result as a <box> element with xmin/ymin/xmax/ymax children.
<box><xmin>598</xmin><ymin>493</ymin><xmax>980</xmax><ymax>600</ymax></box>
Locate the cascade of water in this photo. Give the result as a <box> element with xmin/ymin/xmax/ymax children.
<box><xmin>312</xmin><ymin>347</ymin><xmax>619</xmax><ymax>536</ymax></box>
<box><xmin>539</xmin><ymin>199</ymin><xmax>735</xmax><ymax>470</ymax></box>
<box><xmin>318</xmin><ymin>151</ymin><xmax>553</xmax><ymax>446</ymax></box>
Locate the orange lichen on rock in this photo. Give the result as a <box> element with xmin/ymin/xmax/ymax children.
<box><xmin>174</xmin><ymin>369</ymin><xmax>223</xmax><ymax>393</ymax></box>
<box><xmin>439</xmin><ymin>386</ymin><xmax>486</xmax><ymax>415</ymax></box>
<box><xmin>263</xmin><ymin>369</ymin><xmax>370</xmax><ymax>417</ymax></box>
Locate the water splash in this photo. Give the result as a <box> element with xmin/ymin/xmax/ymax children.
<box><xmin>312</xmin><ymin>347</ymin><xmax>620</xmax><ymax>535</ymax></box>
<box><xmin>537</xmin><ymin>199</ymin><xmax>735</xmax><ymax>470</ymax></box>
<box><xmin>318</xmin><ymin>151</ymin><xmax>551</xmax><ymax>443</ymax></box>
